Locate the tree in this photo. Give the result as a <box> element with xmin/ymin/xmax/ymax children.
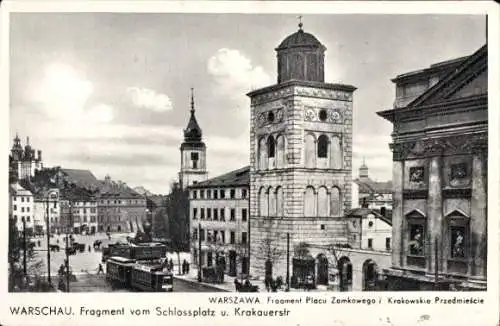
<box><xmin>257</xmin><ymin>232</ymin><xmax>284</xmax><ymax>279</ymax></box>
<box><xmin>165</xmin><ymin>182</ymin><xmax>190</xmax><ymax>275</ymax></box>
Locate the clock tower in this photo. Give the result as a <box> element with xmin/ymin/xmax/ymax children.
<box><xmin>248</xmin><ymin>22</ymin><xmax>356</xmax><ymax>278</ymax></box>
<box><xmin>179</xmin><ymin>89</ymin><xmax>208</xmax><ymax>189</ymax></box>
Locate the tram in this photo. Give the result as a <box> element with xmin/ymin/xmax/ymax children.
<box><xmin>105</xmin><ymin>257</ymin><xmax>173</xmax><ymax>292</ymax></box>
<box><xmin>102</xmin><ymin>242</ymin><xmax>167</xmax><ymax>263</ymax></box>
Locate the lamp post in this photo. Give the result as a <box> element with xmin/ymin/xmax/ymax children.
<box><xmin>286</xmin><ymin>232</ymin><xmax>290</xmax><ymax>291</ymax></box>
<box><xmin>65</xmin><ymin>200</ymin><xmax>73</xmax><ymax>292</ymax></box>
<box><xmin>22</xmin><ymin>217</ymin><xmax>27</xmax><ymax>276</ymax></box>
<box><xmin>197</xmin><ymin>222</ymin><xmax>202</xmax><ymax>282</ymax></box>
<box><xmin>45</xmin><ymin>189</ymin><xmax>58</xmax><ymax>287</ymax></box>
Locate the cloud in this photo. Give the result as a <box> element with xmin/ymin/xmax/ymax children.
<box><xmin>125</xmin><ymin>87</ymin><xmax>173</xmax><ymax>112</ymax></box>
<box><xmin>87</xmin><ymin>104</ymin><xmax>114</xmax><ymax>123</ymax></box>
<box><xmin>207</xmin><ymin>48</ymin><xmax>272</xmax><ymax>98</ymax></box>
<box><xmin>30</xmin><ymin>62</ymin><xmax>93</xmax><ymax>120</ymax></box>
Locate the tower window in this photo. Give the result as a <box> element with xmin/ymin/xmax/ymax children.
<box><xmin>267</xmin><ymin>111</ymin><xmax>275</xmax><ymax>123</ymax></box>
<box><xmin>319</xmin><ymin>109</ymin><xmax>328</xmax><ymax>121</ymax></box>
<box><xmin>267</xmin><ymin>136</ymin><xmax>276</xmax><ymax>158</ymax></box>
<box><xmin>317</xmin><ymin>134</ymin><xmax>328</xmax><ymax>158</ymax></box>
<box><xmin>191</xmin><ymin>152</ymin><xmax>199</xmax><ymax>169</ymax></box>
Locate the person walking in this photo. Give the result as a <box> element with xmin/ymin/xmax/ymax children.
<box><xmin>97</xmin><ymin>263</ymin><xmax>104</xmax><ymax>275</ymax></box>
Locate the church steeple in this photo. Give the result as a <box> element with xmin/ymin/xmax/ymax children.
<box><xmin>183</xmin><ymin>88</ymin><xmax>203</xmax><ymax>143</ymax></box>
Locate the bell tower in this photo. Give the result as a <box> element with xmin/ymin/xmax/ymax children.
<box><xmin>178</xmin><ymin>88</ymin><xmax>208</xmax><ymax>189</ymax></box>
<box><xmin>248</xmin><ymin>22</ymin><xmax>356</xmax><ymax>278</ymax></box>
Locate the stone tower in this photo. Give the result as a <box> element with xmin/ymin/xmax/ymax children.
<box><xmin>178</xmin><ymin>89</ymin><xmax>208</xmax><ymax>189</ymax></box>
<box><xmin>248</xmin><ymin>22</ymin><xmax>356</xmax><ymax>278</ymax></box>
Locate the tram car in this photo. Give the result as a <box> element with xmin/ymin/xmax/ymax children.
<box><xmin>102</xmin><ymin>243</ymin><xmax>167</xmax><ymax>263</ymax></box>
<box><xmin>130</xmin><ymin>263</ymin><xmax>173</xmax><ymax>292</ymax></box>
<box><xmin>105</xmin><ymin>256</ymin><xmax>135</xmax><ymax>288</ymax></box>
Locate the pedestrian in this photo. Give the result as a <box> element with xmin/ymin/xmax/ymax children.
<box><xmin>265</xmin><ymin>276</ymin><xmax>271</xmax><ymax>292</ymax></box>
<box><xmin>97</xmin><ymin>263</ymin><xmax>104</xmax><ymax>275</ymax></box>
<box><xmin>88</xmin><ymin>245</ymin><xmax>91</xmax><ymax>252</ymax></box>
<box><xmin>186</xmin><ymin>261</ymin><xmax>190</xmax><ymax>274</ymax></box>
<box><xmin>169</xmin><ymin>259</ymin><xmax>174</xmax><ymax>272</ymax></box>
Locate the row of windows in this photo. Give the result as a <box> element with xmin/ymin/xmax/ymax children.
<box><xmin>97</xmin><ymin>216</ymin><xmax>144</xmax><ymax>223</ymax></box>
<box><xmin>13</xmin><ymin>205</ymin><xmax>30</xmax><ymax>213</ymax></box>
<box><xmin>259</xmin><ymin>186</ymin><xmax>342</xmax><ymax>217</ymax></box>
<box><xmin>193</xmin><ymin>208</ymin><xmax>248</xmax><ymax>222</ymax></box>
<box><xmin>12</xmin><ymin>215</ymin><xmax>31</xmax><ymax>223</ymax></box>
<box><xmin>73</xmin><ymin>216</ymin><xmax>97</xmax><ymax>223</ymax></box>
<box><xmin>257</xmin><ymin>133</ymin><xmax>343</xmax><ymax>170</ymax></box>
<box><xmin>366</xmin><ymin>237</ymin><xmax>391</xmax><ymax>251</ymax></box>
<box><xmin>12</xmin><ymin>196</ymin><xmax>30</xmax><ymax>202</ymax></box>
<box><xmin>193</xmin><ymin>228</ymin><xmax>247</xmax><ymax>245</ymax></box>
<box><xmin>191</xmin><ymin>188</ymin><xmax>248</xmax><ymax>200</ymax></box>
<box><xmin>99</xmin><ymin>199</ymin><xmax>146</xmax><ymax>205</ymax></box>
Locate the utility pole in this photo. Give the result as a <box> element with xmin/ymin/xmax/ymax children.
<box><xmin>22</xmin><ymin>217</ymin><xmax>27</xmax><ymax>276</ymax></box>
<box><xmin>65</xmin><ymin>201</ymin><xmax>72</xmax><ymax>292</ymax></box>
<box><xmin>197</xmin><ymin>222</ymin><xmax>202</xmax><ymax>282</ymax></box>
<box><xmin>286</xmin><ymin>232</ymin><xmax>290</xmax><ymax>291</ymax></box>
<box><xmin>46</xmin><ymin>195</ymin><xmax>51</xmax><ymax>286</ymax></box>
<box><xmin>434</xmin><ymin>237</ymin><xmax>439</xmax><ymax>290</ymax></box>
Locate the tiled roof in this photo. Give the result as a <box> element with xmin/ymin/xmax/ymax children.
<box><xmin>354</xmin><ymin>178</ymin><xmax>392</xmax><ymax>194</ymax></box>
<box><xmin>97</xmin><ymin>181</ymin><xmax>143</xmax><ymax>199</ymax></box>
<box><xmin>9</xmin><ymin>182</ymin><xmax>33</xmax><ymax>196</ymax></box>
<box><xmin>189</xmin><ymin>166</ymin><xmax>250</xmax><ymax>188</ymax></box>
<box><xmin>60</xmin><ymin>168</ymin><xmax>100</xmax><ymax>189</ymax></box>
<box><xmin>346</xmin><ymin>207</ymin><xmax>392</xmax><ymax>226</ymax></box>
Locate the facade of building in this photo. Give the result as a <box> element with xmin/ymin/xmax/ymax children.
<box><xmin>248</xmin><ymin>23</ymin><xmax>356</xmax><ymax>283</ymax></box>
<box><xmin>345</xmin><ymin>208</ymin><xmax>392</xmax><ymax>252</ymax></box>
<box><xmin>9</xmin><ymin>134</ymin><xmax>43</xmax><ymax>181</ymax></box>
<box><xmin>179</xmin><ymin>90</ymin><xmax>208</xmax><ymax>190</ymax></box>
<box><xmin>9</xmin><ymin>182</ymin><xmax>35</xmax><ymax>234</ymax></box>
<box><xmin>377</xmin><ymin>45</ymin><xmax>488</xmax><ymax>290</ymax></box>
<box><xmin>33</xmin><ymin>188</ymin><xmax>61</xmax><ymax>234</ymax></box>
<box><xmin>97</xmin><ymin>176</ymin><xmax>147</xmax><ymax>233</ymax></box>
<box><xmin>352</xmin><ymin>160</ymin><xmax>393</xmax><ymax>211</ymax></box>
<box><xmin>189</xmin><ymin>166</ymin><xmax>250</xmax><ymax>276</ymax></box>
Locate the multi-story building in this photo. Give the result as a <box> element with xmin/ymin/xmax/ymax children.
<box><xmin>352</xmin><ymin>159</ymin><xmax>392</xmax><ymax>212</ymax></box>
<box><xmin>9</xmin><ymin>134</ymin><xmax>43</xmax><ymax>181</ymax></box>
<box><xmin>345</xmin><ymin>208</ymin><xmax>392</xmax><ymax>252</ymax></box>
<box><xmin>97</xmin><ymin>176</ymin><xmax>147</xmax><ymax>233</ymax></box>
<box><xmin>248</xmin><ymin>22</ymin><xmax>356</xmax><ymax>283</ymax></box>
<box><xmin>377</xmin><ymin>45</ymin><xmax>487</xmax><ymax>290</ymax></box>
<box><xmin>33</xmin><ymin>188</ymin><xmax>60</xmax><ymax>234</ymax></box>
<box><xmin>9</xmin><ymin>182</ymin><xmax>35</xmax><ymax>235</ymax></box>
<box><xmin>178</xmin><ymin>89</ymin><xmax>208</xmax><ymax>190</ymax></box>
<box><xmin>189</xmin><ymin>166</ymin><xmax>250</xmax><ymax>277</ymax></box>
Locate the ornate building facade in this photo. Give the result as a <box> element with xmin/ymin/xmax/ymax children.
<box><xmin>248</xmin><ymin>23</ymin><xmax>356</xmax><ymax>280</ymax></box>
<box><xmin>9</xmin><ymin>134</ymin><xmax>43</xmax><ymax>181</ymax></box>
<box><xmin>377</xmin><ymin>45</ymin><xmax>487</xmax><ymax>290</ymax></box>
<box><xmin>179</xmin><ymin>89</ymin><xmax>208</xmax><ymax>189</ymax></box>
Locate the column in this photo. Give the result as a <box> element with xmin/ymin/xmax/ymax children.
<box><xmin>391</xmin><ymin>160</ymin><xmax>404</xmax><ymax>269</ymax></box>
<box><xmin>427</xmin><ymin>155</ymin><xmax>443</xmax><ymax>275</ymax></box>
<box><xmin>470</xmin><ymin>149</ymin><xmax>487</xmax><ymax>279</ymax></box>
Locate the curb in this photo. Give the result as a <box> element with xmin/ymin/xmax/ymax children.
<box><xmin>173</xmin><ymin>276</ymin><xmax>231</xmax><ymax>292</ymax></box>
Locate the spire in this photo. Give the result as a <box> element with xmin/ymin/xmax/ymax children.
<box><xmin>298</xmin><ymin>15</ymin><xmax>303</xmax><ymax>31</ymax></box>
<box><xmin>183</xmin><ymin>88</ymin><xmax>203</xmax><ymax>142</ymax></box>
<box><xmin>190</xmin><ymin>88</ymin><xmax>195</xmax><ymax>114</ymax></box>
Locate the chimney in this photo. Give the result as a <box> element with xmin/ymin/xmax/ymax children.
<box><xmin>37</xmin><ymin>150</ymin><xmax>42</xmax><ymax>161</ymax></box>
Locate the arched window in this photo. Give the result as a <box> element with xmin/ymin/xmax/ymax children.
<box><xmin>259</xmin><ymin>187</ymin><xmax>268</xmax><ymax>216</ymax></box>
<box><xmin>304</xmin><ymin>186</ymin><xmax>316</xmax><ymax>217</ymax></box>
<box><xmin>330</xmin><ymin>136</ymin><xmax>342</xmax><ymax>169</ymax></box>
<box><xmin>276</xmin><ymin>187</ymin><xmax>284</xmax><ymax>217</ymax></box>
<box><xmin>268</xmin><ymin>187</ymin><xmax>276</xmax><ymax>217</ymax></box>
<box><xmin>317</xmin><ymin>186</ymin><xmax>329</xmax><ymax>216</ymax></box>
<box><xmin>331</xmin><ymin>187</ymin><xmax>341</xmax><ymax>216</ymax></box>
<box><xmin>304</xmin><ymin>134</ymin><xmax>316</xmax><ymax>168</ymax></box>
<box><xmin>276</xmin><ymin>135</ymin><xmax>286</xmax><ymax>168</ymax></box>
<box><xmin>258</xmin><ymin>137</ymin><xmax>267</xmax><ymax>170</ymax></box>
<box><xmin>317</xmin><ymin>135</ymin><xmax>329</xmax><ymax>158</ymax></box>
<box><xmin>267</xmin><ymin>135</ymin><xmax>276</xmax><ymax>158</ymax></box>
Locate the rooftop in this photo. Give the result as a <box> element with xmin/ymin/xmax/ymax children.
<box><xmin>189</xmin><ymin>166</ymin><xmax>250</xmax><ymax>189</ymax></box>
<box><xmin>60</xmin><ymin>168</ymin><xmax>100</xmax><ymax>189</ymax></box>
<box><xmin>354</xmin><ymin>178</ymin><xmax>393</xmax><ymax>194</ymax></box>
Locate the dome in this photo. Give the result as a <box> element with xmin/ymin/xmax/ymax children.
<box><xmin>276</xmin><ymin>29</ymin><xmax>325</xmax><ymax>50</ymax></box>
<box><xmin>184</xmin><ymin>112</ymin><xmax>202</xmax><ymax>142</ymax></box>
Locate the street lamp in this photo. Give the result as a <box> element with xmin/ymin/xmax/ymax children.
<box><xmin>45</xmin><ymin>189</ymin><xmax>58</xmax><ymax>286</ymax></box>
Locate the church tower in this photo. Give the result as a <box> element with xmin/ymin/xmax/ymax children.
<box><xmin>178</xmin><ymin>89</ymin><xmax>208</xmax><ymax>189</ymax></box>
<box><xmin>359</xmin><ymin>157</ymin><xmax>369</xmax><ymax>181</ymax></box>
<box><xmin>248</xmin><ymin>21</ymin><xmax>356</xmax><ymax>278</ymax></box>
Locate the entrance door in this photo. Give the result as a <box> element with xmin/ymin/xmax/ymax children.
<box><xmin>228</xmin><ymin>251</ymin><xmax>237</xmax><ymax>277</ymax></box>
<box><xmin>265</xmin><ymin>260</ymin><xmax>273</xmax><ymax>279</ymax></box>
<box><xmin>317</xmin><ymin>254</ymin><xmax>329</xmax><ymax>285</ymax></box>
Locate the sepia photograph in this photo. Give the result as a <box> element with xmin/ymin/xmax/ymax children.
<box><xmin>7</xmin><ymin>10</ymin><xmax>490</xmax><ymax>296</ymax></box>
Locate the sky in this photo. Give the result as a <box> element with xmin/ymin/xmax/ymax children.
<box><xmin>9</xmin><ymin>13</ymin><xmax>486</xmax><ymax>194</ymax></box>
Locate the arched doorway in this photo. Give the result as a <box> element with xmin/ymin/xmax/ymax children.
<box><xmin>338</xmin><ymin>256</ymin><xmax>352</xmax><ymax>292</ymax></box>
<box><xmin>317</xmin><ymin>254</ymin><xmax>329</xmax><ymax>285</ymax></box>
<box><xmin>117</xmin><ymin>225</ymin><xmax>122</xmax><ymax>232</ymax></box>
<box><xmin>362</xmin><ymin>259</ymin><xmax>379</xmax><ymax>291</ymax></box>
<box><xmin>265</xmin><ymin>260</ymin><xmax>273</xmax><ymax>279</ymax></box>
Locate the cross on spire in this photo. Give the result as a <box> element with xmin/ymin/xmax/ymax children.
<box><xmin>298</xmin><ymin>15</ymin><xmax>303</xmax><ymax>30</ymax></box>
